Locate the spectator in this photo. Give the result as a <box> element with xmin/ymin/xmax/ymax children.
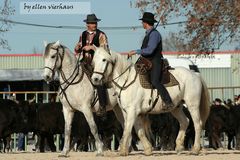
<box><xmin>214</xmin><ymin>98</ymin><xmax>222</xmax><ymax>106</ymax></box>
<box><xmin>17</xmin><ymin>133</ymin><xmax>25</xmax><ymax>151</ymax></box>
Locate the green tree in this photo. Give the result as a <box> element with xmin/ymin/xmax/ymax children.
<box><xmin>133</xmin><ymin>0</ymin><xmax>240</xmax><ymax>52</ymax></box>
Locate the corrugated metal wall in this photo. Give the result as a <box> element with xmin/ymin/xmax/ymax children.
<box><xmin>199</xmin><ymin>53</ymin><xmax>240</xmax><ymax>100</ymax></box>
<box><xmin>0</xmin><ymin>56</ymin><xmax>43</xmax><ymax>69</ymax></box>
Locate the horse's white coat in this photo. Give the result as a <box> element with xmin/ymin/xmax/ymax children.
<box><xmin>91</xmin><ymin>47</ymin><xmax>210</xmax><ymax>156</ymax></box>
<box><xmin>43</xmin><ymin>42</ymin><xmax>125</xmax><ymax>157</ymax></box>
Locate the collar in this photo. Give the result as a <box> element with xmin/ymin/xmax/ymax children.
<box><xmin>87</xmin><ymin>30</ymin><xmax>96</xmax><ymax>34</ymax></box>
<box><xmin>145</xmin><ymin>27</ymin><xmax>154</xmax><ymax>34</ymax></box>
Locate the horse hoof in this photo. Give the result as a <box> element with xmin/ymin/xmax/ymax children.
<box><xmin>144</xmin><ymin>147</ymin><xmax>152</xmax><ymax>156</ymax></box>
<box><xmin>58</xmin><ymin>154</ymin><xmax>70</xmax><ymax>158</ymax></box>
<box><xmin>190</xmin><ymin>148</ymin><xmax>200</xmax><ymax>155</ymax></box>
<box><xmin>96</xmin><ymin>152</ymin><xmax>104</xmax><ymax>157</ymax></box>
<box><xmin>119</xmin><ymin>150</ymin><xmax>129</xmax><ymax>156</ymax></box>
<box><xmin>119</xmin><ymin>152</ymin><xmax>128</xmax><ymax>156</ymax></box>
<box><xmin>176</xmin><ymin>146</ymin><xmax>184</xmax><ymax>155</ymax></box>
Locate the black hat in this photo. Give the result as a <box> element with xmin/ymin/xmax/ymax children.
<box><xmin>83</xmin><ymin>14</ymin><xmax>101</xmax><ymax>23</ymax></box>
<box><xmin>139</xmin><ymin>12</ymin><xmax>157</xmax><ymax>23</ymax></box>
<box><xmin>215</xmin><ymin>98</ymin><xmax>222</xmax><ymax>103</ymax></box>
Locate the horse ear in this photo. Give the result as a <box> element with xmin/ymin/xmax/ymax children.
<box><xmin>43</xmin><ymin>41</ymin><xmax>48</xmax><ymax>47</ymax></box>
<box><xmin>108</xmin><ymin>50</ymin><xmax>112</xmax><ymax>55</ymax></box>
<box><xmin>52</xmin><ymin>40</ymin><xmax>60</xmax><ymax>48</ymax></box>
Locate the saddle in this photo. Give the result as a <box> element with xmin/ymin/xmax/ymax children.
<box><xmin>135</xmin><ymin>56</ymin><xmax>179</xmax><ymax>89</ymax></box>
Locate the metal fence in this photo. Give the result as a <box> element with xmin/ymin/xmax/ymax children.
<box><xmin>0</xmin><ymin>86</ymin><xmax>240</xmax><ymax>151</ymax></box>
<box><xmin>208</xmin><ymin>86</ymin><xmax>240</xmax><ymax>102</ymax></box>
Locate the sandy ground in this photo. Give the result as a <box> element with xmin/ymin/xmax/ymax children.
<box><xmin>0</xmin><ymin>149</ymin><xmax>240</xmax><ymax>160</ymax></box>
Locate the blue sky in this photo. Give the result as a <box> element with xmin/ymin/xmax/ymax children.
<box><xmin>0</xmin><ymin>0</ymin><xmax>237</xmax><ymax>54</ymax></box>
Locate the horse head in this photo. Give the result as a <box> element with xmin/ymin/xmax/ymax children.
<box><xmin>43</xmin><ymin>40</ymin><xmax>64</xmax><ymax>82</ymax></box>
<box><xmin>91</xmin><ymin>47</ymin><xmax>115</xmax><ymax>86</ymax></box>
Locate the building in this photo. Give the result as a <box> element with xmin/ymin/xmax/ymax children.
<box><xmin>0</xmin><ymin>53</ymin><xmax>58</xmax><ymax>101</ymax></box>
<box><xmin>165</xmin><ymin>51</ymin><xmax>240</xmax><ymax>100</ymax></box>
<box><xmin>0</xmin><ymin>51</ymin><xmax>240</xmax><ymax>101</ymax></box>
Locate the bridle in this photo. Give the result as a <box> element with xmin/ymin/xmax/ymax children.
<box><xmin>44</xmin><ymin>45</ymin><xmax>65</xmax><ymax>81</ymax></box>
<box><xmin>44</xmin><ymin>44</ymin><xmax>83</xmax><ymax>110</ymax></box>
<box><xmin>44</xmin><ymin>45</ymin><xmax>83</xmax><ymax>86</ymax></box>
<box><xmin>92</xmin><ymin>58</ymin><xmax>137</xmax><ymax>90</ymax></box>
<box><xmin>92</xmin><ymin>60</ymin><xmax>110</xmax><ymax>79</ymax></box>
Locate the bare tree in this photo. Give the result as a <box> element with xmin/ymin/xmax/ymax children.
<box><xmin>132</xmin><ymin>0</ymin><xmax>240</xmax><ymax>53</ymax></box>
<box><xmin>163</xmin><ymin>32</ymin><xmax>190</xmax><ymax>52</ymax></box>
<box><xmin>0</xmin><ymin>0</ymin><xmax>15</xmax><ymax>50</ymax></box>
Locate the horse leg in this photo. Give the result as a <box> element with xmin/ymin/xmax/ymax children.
<box><xmin>134</xmin><ymin>115</ymin><xmax>152</xmax><ymax>156</ymax></box>
<box><xmin>112</xmin><ymin>104</ymin><xmax>125</xmax><ymax>128</ymax></box>
<box><xmin>81</xmin><ymin>106</ymin><xmax>103</xmax><ymax>156</ymax></box>
<box><xmin>119</xmin><ymin>109</ymin><xmax>137</xmax><ymax>156</ymax></box>
<box><xmin>59</xmin><ymin>106</ymin><xmax>74</xmax><ymax>157</ymax></box>
<box><xmin>186</xmin><ymin>103</ymin><xmax>202</xmax><ymax>154</ymax></box>
<box><xmin>171</xmin><ymin>106</ymin><xmax>189</xmax><ymax>154</ymax></box>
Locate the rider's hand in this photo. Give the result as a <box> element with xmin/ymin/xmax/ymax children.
<box><xmin>74</xmin><ymin>43</ymin><xmax>81</xmax><ymax>51</ymax></box>
<box><xmin>83</xmin><ymin>45</ymin><xmax>95</xmax><ymax>51</ymax></box>
<box><xmin>128</xmin><ymin>50</ymin><xmax>136</xmax><ymax>57</ymax></box>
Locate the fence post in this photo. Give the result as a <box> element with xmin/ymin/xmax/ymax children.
<box><xmin>111</xmin><ymin>134</ymin><xmax>115</xmax><ymax>151</ymax></box>
<box><xmin>221</xmin><ymin>88</ymin><xmax>224</xmax><ymax>101</ymax></box>
<box><xmin>223</xmin><ymin>132</ymin><xmax>227</xmax><ymax>149</ymax></box>
<box><xmin>24</xmin><ymin>93</ymin><xmax>28</xmax><ymax>151</ymax></box>
<box><xmin>56</xmin><ymin>134</ymin><xmax>60</xmax><ymax>152</ymax></box>
<box><xmin>201</xmin><ymin>130</ymin><xmax>205</xmax><ymax>148</ymax></box>
<box><xmin>13</xmin><ymin>133</ymin><xmax>17</xmax><ymax>152</ymax></box>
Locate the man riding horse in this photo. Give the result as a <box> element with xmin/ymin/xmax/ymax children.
<box><xmin>74</xmin><ymin>14</ymin><xmax>109</xmax><ymax>116</ymax></box>
<box><xmin>128</xmin><ymin>12</ymin><xmax>174</xmax><ymax>110</ymax></box>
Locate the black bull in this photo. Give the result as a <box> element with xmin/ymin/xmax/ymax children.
<box><xmin>0</xmin><ymin>99</ymin><xmax>124</xmax><ymax>152</ymax></box>
<box><xmin>206</xmin><ymin>104</ymin><xmax>240</xmax><ymax>150</ymax></box>
<box><xmin>0</xmin><ymin>99</ymin><xmax>32</xmax><ymax>152</ymax></box>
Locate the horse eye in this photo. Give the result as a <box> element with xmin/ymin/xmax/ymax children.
<box><xmin>51</xmin><ymin>55</ymin><xmax>56</xmax><ymax>59</ymax></box>
<box><xmin>102</xmin><ymin>59</ymin><xmax>106</xmax><ymax>62</ymax></box>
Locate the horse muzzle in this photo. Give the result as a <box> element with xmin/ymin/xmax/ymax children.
<box><xmin>91</xmin><ymin>74</ymin><xmax>103</xmax><ymax>86</ymax></box>
<box><xmin>43</xmin><ymin>72</ymin><xmax>54</xmax><ymax>83</ymax></box>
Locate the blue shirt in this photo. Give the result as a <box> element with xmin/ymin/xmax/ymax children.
<box><xmin>135</xmin><ymin>27</ymin><xmax>161</xmax><ymax>56</ymax></box>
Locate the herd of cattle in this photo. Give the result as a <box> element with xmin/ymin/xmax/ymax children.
<box><xmin>0</xmin><ymin>95</ymin><xmax>240</xmax><ymax>153</ymax></box>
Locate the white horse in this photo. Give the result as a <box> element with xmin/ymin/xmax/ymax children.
<box><xmin>91</xmin><ymin>47</ymin><xmax>210</xmax><ymax>156</ymax></box>
<box><xmin>43</xmin><ymin>41</ymin><xmax>126</xmax><ymax>157</ymax></box>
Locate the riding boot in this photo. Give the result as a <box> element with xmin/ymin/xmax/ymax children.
<box><xmin>156</xmin><ymin>84</ymin><xmax>174</xmax><ymax>110</ymax></box>
<box><xmin>96</xmin><ymin>85</ymin><xmax>107</xmax><ymax>116</ymax></box>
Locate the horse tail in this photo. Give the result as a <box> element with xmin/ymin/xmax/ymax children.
<box><xmin>199</xmin><ymin>75</ymin><xmax>211</xmax><ymax>129</ymax></box>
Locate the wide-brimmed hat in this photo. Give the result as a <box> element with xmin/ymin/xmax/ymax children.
<box><xmin>139</xmin><ymin>12</ymin><xmax>157</xmax><ymax>23</ymax></box>
<box><xmin>83</xmin><ymin>14</ymin><xmax>101</xmax><ymax>23</ymax></box>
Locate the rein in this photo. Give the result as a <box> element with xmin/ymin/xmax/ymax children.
<box><xmin>93</xmin><ymin>60</ymin><xmax>137</xmax><ymax>90</ymax></box>
<box><xmin>44</xmin><ymin>45</ymin><xmax>84</xmax><ymax>110</ymax></box>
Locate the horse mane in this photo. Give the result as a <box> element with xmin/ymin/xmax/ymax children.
<box><xmin>63</xmin><ymin>46</ymin><xmax>77</xmax><ymax>64</ymax></box>
<box><xmin>95</xmin><ymin>47</ymin><xmax>132</xmax><ymax>70</ymax></box>
<box><xmin>44</xmin><ymin>42</ymin><xmax>76</xmax><ymax>64</ymax></box>
<box><xmin>95</xmin><ymin>47</ymin><xmax>133</xmax><ymax>80</ymax></box>
<box><xmin>44</xmin><ymin>42</ymin><xmax>55</xmax><ymax>57</ymax></box>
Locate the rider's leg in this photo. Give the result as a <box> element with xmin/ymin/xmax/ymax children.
<box><xmin>96</xmin><ymin>85</ymin><xmax>107</xmax><ymax>116</ymax></box>
<box><xmin>150</xmin><ymin>55</ymin><xmax>174</xmax><ymax>109</ymax></box>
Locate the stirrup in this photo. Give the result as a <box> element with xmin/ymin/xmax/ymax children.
<box><xmin>162</xmin><ymin>102</ymin><xmax>174</xmax><ymax>111</ymax></box>
<box><xmin>96</xmin><ymin>107</ymin><xmax>106</xmax><ymax>116</ymax></box>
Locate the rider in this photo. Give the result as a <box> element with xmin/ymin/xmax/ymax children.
<box><xmin>128</xmin><ymin>12</ymin><xmax>174</xmax><ymax>110</ymax></box>
<box><xmin>74</xmin><ymin>14</ymin><xmax>109</xmax><ymax>116</ymax></box>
